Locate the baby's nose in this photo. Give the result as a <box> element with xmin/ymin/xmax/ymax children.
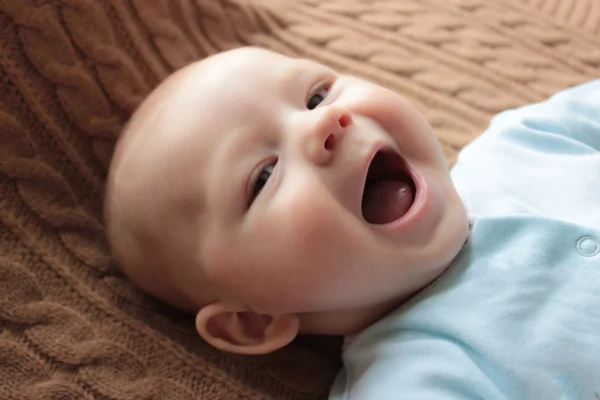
<box><xmin>302</xmin><ymin>105</ymin><xmax>352</xmax><ymax>165</ymax></box>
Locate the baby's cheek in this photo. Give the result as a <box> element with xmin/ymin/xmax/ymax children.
<box><xmin>274</xmin><ymin>200</ymin><xmax>363</xmax><ymax>290</ymax></box>
<box><xmin>275</xmin><ymin>190</ymin><xmax>342</xmax><ymax>249</ymax></box>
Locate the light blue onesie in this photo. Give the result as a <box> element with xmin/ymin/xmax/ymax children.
<box><xmin>330</xmin><ymin>80</ymin><xmax>600</xmax><ymax>400</ymax></box>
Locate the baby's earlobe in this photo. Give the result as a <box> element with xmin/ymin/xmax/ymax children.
<box><xmin>194</xmin><ymin>302</ymin><xmax>299</xmax><ymax>355</ymax></box>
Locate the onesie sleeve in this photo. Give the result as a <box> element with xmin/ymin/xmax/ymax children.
<box><xmin>450</xmin><ymin>79</ymin><xmax>600</xmax><ymax>215</ymax></box>
<box><xmin>486</xmin><ymin>79</ymin><xmax>600</xmax><ymax>152</ymax></box>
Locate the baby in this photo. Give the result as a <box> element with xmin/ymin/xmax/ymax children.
<box><xmin>105</xmin><ymin>47</ymin><xmax>600</xmax><ymax>399</ymax></box>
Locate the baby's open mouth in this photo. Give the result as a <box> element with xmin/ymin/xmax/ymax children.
<box><xmin>361</xmin><ymin>149</ymin><xmax>416</xmax><ymax>224</ymax></box>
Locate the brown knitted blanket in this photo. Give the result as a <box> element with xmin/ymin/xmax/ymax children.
<box><xmin>1</xmin><ymin>0</ymin><xmax>599</xmax><ymax>399</ymax></box>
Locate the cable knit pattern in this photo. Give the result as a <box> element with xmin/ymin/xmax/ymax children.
<box><xmin>0</xmin><ymin>1</ymin><xmax>598</xmax><ymax>399</ymax></box>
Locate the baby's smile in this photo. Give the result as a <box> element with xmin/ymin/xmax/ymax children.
<box><xmin>361</xmin><ymin>148</ymin><xmax>417</xmax><ymax>225</ymax></box>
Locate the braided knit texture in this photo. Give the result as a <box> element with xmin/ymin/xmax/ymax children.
<box><xmin>1</xmin><ymin>0</ymin><xmax>599</xmax><ymax>399</ymax></box>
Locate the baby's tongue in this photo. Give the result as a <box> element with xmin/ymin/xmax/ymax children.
<box><xmin>362</xmin><ymin>179</ymin><xmax>414</xmax><ymax>224</ymax></box>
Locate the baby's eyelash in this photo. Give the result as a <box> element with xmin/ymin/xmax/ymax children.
<box><xmin>247</xmin><ymin>158</ymin><xmax>278</xmax><ymax>206</ymax></box>
<box><xmin>307</xmin><ymin>81</ymin><xmax>330</xmax><ymax>100</ymax></box>
<box><xmin>306</xmin><ymin>81</ymin><xmax>332</xmax><ymax>110</ymax></box>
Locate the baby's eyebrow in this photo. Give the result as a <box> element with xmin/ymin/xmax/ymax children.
<box><xmin>276</xmin><ymin>59</ymin><xmax>318</xmax><ymax>89</ymax></box>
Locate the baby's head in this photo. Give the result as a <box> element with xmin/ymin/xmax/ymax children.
<box><xmin>104</xmin><ymin>47</ymin><xmax>469</xmax><ymax>355</ymax></box>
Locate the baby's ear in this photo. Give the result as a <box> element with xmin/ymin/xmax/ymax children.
<box><xmin>195</xmin><ymin>301</ymin><xmax>300</xmax><ymax>355</ymax></box>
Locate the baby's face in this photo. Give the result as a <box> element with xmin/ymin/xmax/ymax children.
<box><xmin>121</xmin><ymin>48</ymin><xmax>468</xmax><ymax>332</ymax></box>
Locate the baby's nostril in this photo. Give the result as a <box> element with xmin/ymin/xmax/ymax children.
<box><xmin>324</xmin><ymin>134</ymin><xmax>335</xmax><ymax>150</ymax></box>
<box><xmin>338</xmin><ymin>113</ymin><xmax>351</xmax><ymax>128</ymax></box>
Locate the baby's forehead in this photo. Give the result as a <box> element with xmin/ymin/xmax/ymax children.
<box><xmin>177</xmin><ymin>49</ymin><xmax>328</xmax><ymax>97</ymax></box>
<box><xmin>145</xmin><ymin>48</ymin><xmax>336</xmax><ymax>163</ymax></box>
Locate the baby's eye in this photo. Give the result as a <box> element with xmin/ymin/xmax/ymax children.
<box><xmin>251</xmin><ymin>160</ymin><xmax>277</xmax><ymax>202</ymax></box>
<box><xmin>306</xmin><ymin>87</ymin><xmax>329</xmax><ymax>110</ymax></box>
